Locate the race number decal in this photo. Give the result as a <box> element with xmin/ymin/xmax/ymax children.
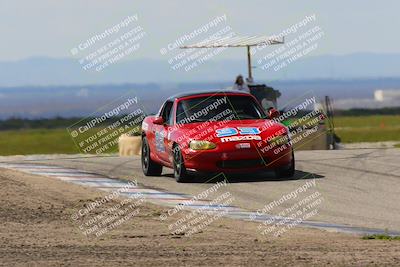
<box><xmin>237</xmin><ymin>127</ymin><xmax>261</xmax><ymax>135</ymax></box>
<box><xmin>216</xmin><ymin>128</ymin><xmax>238</xmax><ymax>137</ymax></box>
<box><xmin>216</xmin><ymin>127</ymin><xmax>261</xmax><ymax>142</ymax></box>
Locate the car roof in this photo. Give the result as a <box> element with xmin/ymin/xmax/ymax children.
<box><xmin>167</xmin><ymin>90</ymin><xmax>251</xmax><ymax>101</ymax></box>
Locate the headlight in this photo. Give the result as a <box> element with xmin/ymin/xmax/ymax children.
<box><xmin>189</xmin><ymin>140</ymin><xmax>216</xmax><ymax>150</ymax></box>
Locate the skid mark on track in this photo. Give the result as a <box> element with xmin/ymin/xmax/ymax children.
<box><xmin>1</xmin><ymin>162</ymin><xmax>399</xmax><ymax>237</ymax></box>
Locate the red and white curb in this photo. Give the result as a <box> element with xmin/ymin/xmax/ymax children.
<box><xmin>1</xmin><ymin>162</ymin><xmax>399</xmax><ymax>237</ymax></box>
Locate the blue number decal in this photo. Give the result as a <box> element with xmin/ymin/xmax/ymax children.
<box><xmin>238</xmin><ymin>127</ymin><xmax>260</xmax><ymax>135</ymax></box>
<box><xmin>216</xmin><ymin>128</ymin><xmax>238</xmax><ymax>137</ymax></box>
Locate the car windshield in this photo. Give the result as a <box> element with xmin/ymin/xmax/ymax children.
<box><xmin>176</xmin><ymin>95</ymin><xmax>265</xmax><ymax>124</ymax></box>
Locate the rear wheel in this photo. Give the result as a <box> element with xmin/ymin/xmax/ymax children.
<box><xmin>275</xmin><ymin>150</ymin><xmax>295</xmax><ymax>178</ymax></box>
<box><xmin>141</xmin><ymin>136</ymin><xmax>163</xmax><ymax>176</ymax></box>
<box><xmin>173</xmin><ymin>145</ymin><xmax>188</xmax><ymax>182</ymax></box>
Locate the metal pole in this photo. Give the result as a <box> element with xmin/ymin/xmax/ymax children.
<box><xmin>247</xmin><ymin>46</ymin><xmax>252</xmax><ymax>80</ymax></box>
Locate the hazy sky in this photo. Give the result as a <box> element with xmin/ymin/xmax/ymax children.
<box><xmin>1</xmin><ymin>0</ymin><xmax>398</xmax><ymax>61</ymax></box>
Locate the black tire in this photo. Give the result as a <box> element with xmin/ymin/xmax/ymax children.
<box><xmin>275</xmin><ymin>150</ymin><xmax>295</xmax><ymax>178</ymax></box>
<box><xmin>141</xmin><ymin>136</ymin><xmax>162</xmax><ymax>176</ymax></box>
<box><xmin>173</xmin><ymin>145</ymin><xmax>189</xmax><ymax>182</ymax></box>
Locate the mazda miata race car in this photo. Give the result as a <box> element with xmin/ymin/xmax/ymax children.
<box><xmin>141</xmin><ymin>91</ymin><xmax>295</xmax><ymax>182</ymax></box>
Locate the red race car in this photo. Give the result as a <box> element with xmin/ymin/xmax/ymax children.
<box><xmin>141</xmin><ymin>91</ymin><xmax>294</xmax><ymax>182</ymax></box>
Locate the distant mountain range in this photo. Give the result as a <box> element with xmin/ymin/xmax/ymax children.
<box><xmin>1</xmin><ymin>53</ymin><xmax>400</xmax><ymax>86</ymax></box>
<box><xmin>1</xmin><ymin>78</ymin><xmax>400</xmax><ymax>119</ymax></box>
<box><xmin>0</xmin><ymin>53</ymin><xmax>399</xmax><ymax>119</ymax></box>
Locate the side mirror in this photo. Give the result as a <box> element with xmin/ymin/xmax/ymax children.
<box><xmin>153</xmin><ymin>116</ymin><xmax>164</xmax><ymax>125</ymax></box>
<box><xmin>268</xmin><ymin>108</ymin><xmax>280</xmax><ymax>119</ymax></box>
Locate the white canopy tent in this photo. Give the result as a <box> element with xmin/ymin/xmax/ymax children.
<box><xmin>180</xmin><ymin>35</ymin><xmax>284</xmax><ymax>80</ymax></box>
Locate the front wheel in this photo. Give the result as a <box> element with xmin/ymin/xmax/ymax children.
<box><xmin>141</xmin><ymin>136</ymin><xmax>163</xmax><ymax>176</ymax></box>
<box><xmin>275</xmin><ymin>150</ymin><xmax>295</xmax><ymax>178</ymax></box>
<box><xmin>173</xmin><ymin>145</ymin><xmax>189</xmax><ymax>182</ymax></box>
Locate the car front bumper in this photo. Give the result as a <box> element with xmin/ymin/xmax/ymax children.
<box><xmin>182</xmin><ymin>143</ymin><xmax>293</xmax><ymax>173</ymax></box>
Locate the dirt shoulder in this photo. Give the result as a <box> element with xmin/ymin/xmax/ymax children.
<box><xmin>1</xmin><ymin>168</ymin><xmax>399</xmax><ymax>266</ymax></box>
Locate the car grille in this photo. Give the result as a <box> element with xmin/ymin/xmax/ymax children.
<box><xmin>216</xmin><ymin>158</ymin><xmax>268</xmax><ymax>169</ymax></box>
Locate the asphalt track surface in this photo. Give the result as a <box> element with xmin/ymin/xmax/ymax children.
<box><xmin>1</xmin><ymin>147</ymin><xmax>400</xmax><ymax>234</ymax></box>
